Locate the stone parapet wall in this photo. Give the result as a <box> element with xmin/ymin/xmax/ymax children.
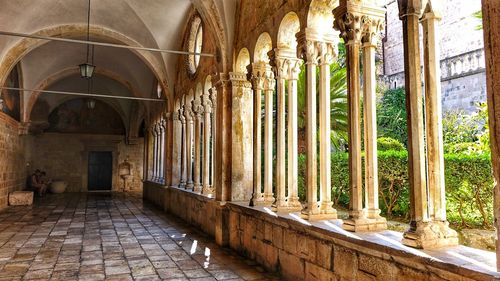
<box><xmin>0</xmin><ymin>113</ymin><xmax>26</xmax><ymax>209</ymax></box>
<box><xmin>143</xmin><ymin>189</ymin><xmax>500</xmax><ymax>281</ymax></box>
<box><xmin>143</xmin><ymin>183</ymin><xmax>220</xmax><ymax>239</ymax></box>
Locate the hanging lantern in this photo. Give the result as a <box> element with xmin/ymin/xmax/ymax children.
<box><xmin>79</xmin><ymin>63</ymin><xmax>95</xmax><ymax>79</ymax></box>
<box><xmin>86</xmin><ymin>98</ymin><xmax>96</xmax><ymax>109</ymax></box>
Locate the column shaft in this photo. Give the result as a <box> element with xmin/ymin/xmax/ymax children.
<box><xmin>251</xmin><ymin>84</ymin><xmax>263</xmax><ymax>205</ymax></box>
<box><xmin>287</xmin><ymin>75</ymin><xmax>301</xmax><ymax>208</ymax></box>
<box><xmin>347</xmin><ymin>42</ymin><xmax>364</xmax><ymax>218</ymax></box>
<box><xmin>275</xmin><ymin>75</ymin><xmax>287</xmax><ymax>208</ymax></box>
<box><xmin>263</xmin><ymin>81</ymin><xmax>274</xmax><ymax>204</ymax></box>
<box><xmin>202</xmin><ymin>104</ymin><xmax>212</xmax><ymax>195</ymax></box>
<box><xmin>319</xmin><ymin>54</ymin><xmax>335</xmax><ymax>217</ymax></box>
<box><xmin>193</xmin><ymin>112</ymin><xmax>202</xmax><ymax>192</ymax></box>
<box><xmin>302</xmin><ymin>60</ymin><xmax>319</xmax><ymax>217</ymax></box>
<box><xmin>362</xmin><ymin>42</ymin><xmax>380</xmax><ymax>217</ymax></box>
<box><xmin>186</xmin><ymin>115</ymin><xmax>194</xmax><ymax>188</ymax></box>
<box><xmin>403</xmin><ymin>14</ymin><xmax>428</xmax><ymax>225</ymax></box>
<box><xmin>422</xmin><ymin>13</ymin><xmax>446</xmax><ymax>221</ymax></box>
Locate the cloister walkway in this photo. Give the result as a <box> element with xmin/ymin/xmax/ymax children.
<box><xmin>0</xmin><ymin>193</ymin><xmax>278</xmax><ymax>281</ymax></box>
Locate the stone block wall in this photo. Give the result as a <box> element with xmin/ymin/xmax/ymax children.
<box><xmin>226</xmin><ymin>203</ymin><xmax>495</xmax><ymax>281</ymax></box>
<box><xmin>143</xmin><ymin>183</ymin><xmax>219</xmax><ymax>239</ymax></box>
<box><xmin>0</xmin><ymin>114</ymin><xmax>26</xmax><ymax>209</ymax></box>
<box><xmin>29</xmin><ymin>133</ymin><xmax>144</xmax><ymax>192</ymax></box>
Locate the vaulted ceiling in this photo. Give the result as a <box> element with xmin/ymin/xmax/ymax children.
<box><xmin>0</xmin><ymin>0</ymin><xmax>237</xmax><ymax>133</ymax></box>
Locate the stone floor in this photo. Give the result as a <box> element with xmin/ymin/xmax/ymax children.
<box><xmin>0</xmin><ymin>193</ymin><xmax>279</xmax><ymax>281</ymax></box>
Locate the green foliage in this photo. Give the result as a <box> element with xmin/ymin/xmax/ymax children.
<box><xmin>377</xmin><ymin>137</ymin><xmax>405</xmax><ymax>152</ymax></box>
<box><xmin>297</xmin><ymin>150</ymin><xmax>494</xmax><ymax>228</ymax></box>
<box><xmin>473</xmin><ymin>10</ymin><xmax>483</xmax><ymax>30</ymax></box>
<box><xmin>377</xmin><ymin>87</ymin><xmax>408</xmax><ymax>146</ymax></box>
<box><xmin>297</xmin><ymin>43</ymin><xmax>348</xmax><ymax>151</ymax></box>
<box><xmin>443</xmin><ymin>103</ymin><xmax>490</xmax><ymax>155</ymax></box>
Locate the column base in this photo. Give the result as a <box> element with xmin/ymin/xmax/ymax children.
<box><xmin>186</xmin><ymin>182</ymin><xmax>194</xmax><ymax>190</ymax></box>
<box><xmin>402</xmin><ymin>220</ymin><xmax>458</xmax><ymax>249</ymax></box>
<box><xmin>249</xmin><ymin>193</ymin><xmax>264</xmax><ymax>206</ymax></box>
<box><xmin>262</xmin><ymin>193</ymin><xmax>275</xmax><ymax>205</ymax></box>
<box><xmin>343</xmin><ymin>217</ymin><xmax>387</xmax><ymax>232</ymax></box>
<box><xmin>193</xmin><ymin>184</ymin><xmax>202</xmax><ymax>193</ymax></box>
<box><xmin>202</xmin><ymin>186</ymin><xmax>214</xmax><ymax>197</ymax></box>
<box><xmin>272</xmin><ymin>198</ymin><xmax>302</xmax><ymax>213</ymax></box>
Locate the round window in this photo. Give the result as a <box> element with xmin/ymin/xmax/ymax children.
<box><xmin>188</xmin><ymin>17</ymin><xmax>203</xmax><ymax>74</ymax></box>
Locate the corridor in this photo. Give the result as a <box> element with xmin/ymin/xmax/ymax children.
<box><xmin>0</xmin><ymin>193</ymin><xmax>278</xmax><ymax>281</ymax></box>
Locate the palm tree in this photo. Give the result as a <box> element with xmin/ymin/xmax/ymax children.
<box><xmin>296</xmin><ymin>56</ymin><xmax>348</xmax><ymax>152</ymax></box>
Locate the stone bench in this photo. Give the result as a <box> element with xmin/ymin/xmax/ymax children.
<box><xmin>8</xmin><ymin>191</ymin><xmax>34</xmax><ymax>206</ymax></box>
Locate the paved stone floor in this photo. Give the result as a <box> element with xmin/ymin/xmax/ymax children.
<box><xmin>0</xmin><ymin>193</ymin><xmax>279</xmax><ymax>281</ymax></box>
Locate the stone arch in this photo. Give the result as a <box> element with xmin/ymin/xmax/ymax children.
<box><xmin>196</xmin><ymin>82</ymin><xmax>203</xmax><ymax>101</ymax></box>
<box><xmin>253</xmin><ymin>33</ymin><xmax>273</xmax><ymax>63</ymax></box>
<box><xmin>42</xmin><ymin>96</ymin><xmax>128</xmax><ymax>135</ymax></box>
<box><xmin>0</xmin><ymin>24</ymin><xmax>169</xmax><ymax>97</ymax></box>
<box><xmin>204</xmin><ymin>75</ymin><xmax>212</xmax><ymax>94</ymax></box>
<box><xmin>278</xmin><ymin>12</ymin><xmax>301</xmax><ymax>50</ymax></box>
<box><xmin>307</xmin><ymin>0</ymin><xmax>338</xmax><ymax>32</ymax></box>
<box><xmin>25</xmin><ymin>67</ymin><xmax>145</xmax><ymax>123</ymax></box>
<box><xmin>235</xmin><ymin>48</ymin><xmax>251</xmax><ymax>74</ymax></box>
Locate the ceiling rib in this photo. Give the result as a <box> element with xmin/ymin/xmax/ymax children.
<box><xmin>0</xmin><ymin>30</ymin><xmax>215</xmax><ymax>57</ymax></box>
<box><xmin>0</xmin><ymin>86</ymin><xmax>166</xmax><ymax>102</ymax></box>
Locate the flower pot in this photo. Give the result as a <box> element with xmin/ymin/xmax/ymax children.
<box><xmin>50</xmin><ymin>181</ymin><xmax>67</xmax><ymax>194</ymax></box>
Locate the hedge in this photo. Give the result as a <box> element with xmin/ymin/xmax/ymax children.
<box><xmin>297</xmin><ymin>151</ymin><xmax>493</xmax><ymax>228</ymax></box>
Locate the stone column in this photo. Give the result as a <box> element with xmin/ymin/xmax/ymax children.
<box><xmin>361</xmin><ymin>18</ymin><xmax>386</xmax><ymax>229</ymax></box>
<box><xmin>159</xmin><ymin>119</ymin><xmax>166</xmax><ymax>182</ymax></box>
<box><xmin>269</xmin><ymin>49</ymin><xmax>290</xmax><ymax>212</ymax></box>
<box><xmin>192</xmin><ymin>98</ymin><xmax>203</xmax><ymax>193</ymax></box>
<box><xmin>335</xmin><ymin>11</ymin><xmax>365</xmax><ymax>229</ymax></box>
<box><xmin>229</xmin><ymin>72</ymin><xmax>254</xmax><ymax>202</ymax></box>
<box><xmin>262</xmin><ymin>72</ymin><xmax>275</xmax><ymax>205</ymax></box>
<box><xmin>209</xmin><ymin>87</ymin><xmax>217</xmax><ymax>188</ymax></box>
<box><xmin>297</xmin><ymin>34</ymin><xmax>320</xmax><ymax>219</ymax></box>
<box><xmin>171</xmin><ymin>111</ymin><xmax>182</xmax><ymax>187</ymax></box>
<box><xmin>179</xmin><ymin>107</ymin><xmax>187</xmax><ymax>187</ymax></box>
<box><xmin>152</xmin><ymin>125</ymin><xmax>158</xmax><ymax>181</ymax></box>
<box><xmin>202</xmin><ymin>92</ymin><xmax>213</xmax><ymax>196</ymax></box>
<box><xmin>250</xmin><ymin>66</ymin><xmax>265</xmax><ymax>206</ymax></box>
<box><xmin>287</xmin><ymin>58</ymin><xmax>303</xmax><ymax>210</ymax></box>
<box><xmin>398</xmin><ymin>1</ymin><xmax>457</xmax><ymax>248</ymax></box>
<box><xmin>185</xmin><ymin>103</ymin><xmax>194</xmax><ymax>189</ymax></box>
<box><xmin>482</xmin><ymin>0</ymin><xmax>500</xmax><ymax>269</ymax></box>
<box><xmin>318</xmin><ymin>41</ymin><xmax>337</xmax><ymax>218</ymax></box>
<box><xmin>422</xmin><ymin>11</ymin><xmax>446</xmax><ymax>223</ymax></box>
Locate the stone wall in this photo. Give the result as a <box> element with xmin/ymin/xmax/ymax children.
<box><xmin>0</xmin><ymin>113</ymin><xmax>27</xmax><ymax>209</ymax></box>
<box><xmin>382</xmin><ymin>0</ymin><xmax>486</xmax><ymax>113</ymax></box>
<box><xmin>143</xmin><ymin>188</ymin><xmax>499</xmax><ymax>280</ymax></box>
<box><xmin>29</xmin><ymin>133</ymin><xmax>144</xmax><ymax>192</ymax></box>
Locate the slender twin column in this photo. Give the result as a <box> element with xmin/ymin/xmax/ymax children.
<box><xmin>299</xmin><ymin>38</ymin><xmax>320</xmax><ymax>218</ymax></box>
<box><xmin>171</xmin><ymin>112</ymin><xmax>182</xmax><ymax>187</ymax></box>
<box><xmin>151</xmin><ymin>125</ymin><xmax>158</xmax><ymax>181</ymax></box>
<box><xmin>159</xmin><ymin>119</ymin><xmax>166</xmax><ymax>182</ymax></box>
<box><xmin>262</xmin><ymin>73</ymin><xmax>275</xmax><ymax>205</ymax></box>
<box><xmin>209</xmin><ymin>88</ymin><xmax>217</xmax><ymax>190</ymax></box>
<box><xmin>287</xmin><ymin>58</ymin><xmax>302</xmax><ymax>209</ymax></box>
<box><xmin>192</xmin><ymin>98</ymin><xmax>203</xmax><ymax>193</ymax></box>
<box><xmin>398</xmin><ymin>2</ymin><xmax>457</xmax><ymax>248</ymax></box>
<box><xmin>269</xmin><ymin>49</ymin><xmax>302</xmax><ymax>212</ymax></box>
<box><xmin>179</xmin><ymin>107</ymin><xmax>187</xmax><ymax>187</ymax></box>
<box><xmin>297</xmin><ymin>30</ymin><xmax>337</xmax><ymax>219</ymax></box>
<box><xmin>184</xmin><ymin>102</ymin><xmax>194</xmax><ymax>189</ymax></box>
<box><xmin>202</xmin><ymin>92</ymin><xmax>213</xmax><ymax>196</ymax></box>
<box><xmin>250</xmin><ymin>67</ymin><xmax>265</xmax><ymax>206</ymax></box>
<box><xmin>334</xmin><ymin>5</ymin><xmax>386</xmax><ymax>230</ymax></box>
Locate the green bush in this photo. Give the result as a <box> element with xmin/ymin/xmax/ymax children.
<box><xmin>377</xmin><ymin>88</ymin><xmax>408</xmax><ymax>146</ymax></box>
<box><xmin>297</xmin><ymin>151</ymin><xmax>494</xmax><ymax>228</ymax></box>
<box><xmin>377</xmin><ymin>137</ymin><xmax>405</xmax><ymax>152</ymax></box>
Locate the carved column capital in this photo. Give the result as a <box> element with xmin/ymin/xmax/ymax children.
<box><xmin>229</xmin><ymin>72</ymin><xmax>252</xmax><ymax>89</ymax></box>
<box><xmin>288</xmin><ymin>58</ymin><xmax>303</xmax><ymax>80</ymax></box>
<box><xmin>317</xmin><ymin>41</ymin><xmax>336</xmax><ymax>66</ymax></box>
<box><xmin>192</xmin><ymin>98</ymin><xmax>204</xmax><ymax>119</ymax></box>
<box><xmin>264</xmin><ymin>72</ymin><xmax>276</xmax><ymax>91</ymax></box>
<box><xmin>361</xmin><ymin>14</ymin><xmax>385</xmax><ymax>46</ymax></box>
<box><xmin>178</xmin><ymin>107</ymin><xmax>186</xmax><ymax>124</ymax></box>
<box><xmin>202</xmin><ymin>93</ymin><xmax>213</xmax><ymax>114</ymax></box>
<box><xmin>334</xmin><ymin>11</ymin><xmax>364</xmax><ymax>44</ymax></box>
<box><xmin>209</xmin><ymin>87</ymin><xmax>218</xmax><ymax>108</ymax></box>
<box><xmin>172</xmin><ymin>111</ymin><xmax>180</xmax><ymax>121</ymax></box>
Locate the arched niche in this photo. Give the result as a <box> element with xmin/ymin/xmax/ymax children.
<box><xmin>307</xmin><ymin>0</ymin><xmax>338</xmax><ymax>33</ymax></box>
<box><xmin>254</xmin><ymin>33</ymin><xmax>273</xmax><ymax>63</ymax></box>
<box><xmin>235</xmin><ymin>48</ymin><xmax>251</xmax><ymax>74</ymax></box>
<box><xmin>278</xmin><ymin>12</ymin><xmax>301</xmax><ymax>50</ymax></box>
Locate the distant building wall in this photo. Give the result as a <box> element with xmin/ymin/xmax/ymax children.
<box><xmin>381</xmin><ymin>0</ymin><xmax>486</xmax><ymax>113</ymax></box>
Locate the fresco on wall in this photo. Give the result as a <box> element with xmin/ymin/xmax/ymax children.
<box><xmin>47</xmin><ymin>98</ymin><xmax>125</xmax><ymax>135</ymax></box>
<box><xmin>1</xmin><ymin>64</ymin><xmax>21</xmax><ymax>121</ymax></box>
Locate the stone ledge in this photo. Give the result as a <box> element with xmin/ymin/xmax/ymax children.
<box><xmin>227</xmin><ymin>202</ymin><xmax>500</xmax><ymax>281</ymax></box>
